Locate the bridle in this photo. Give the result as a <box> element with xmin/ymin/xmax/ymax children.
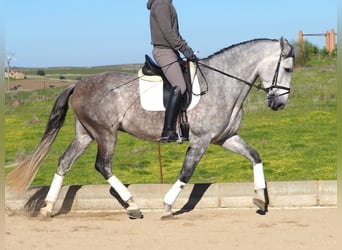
<box><xmin>264</xmin><ymin>47</ymin><xmax>293</xmax><ymax>98</ymax></box>
<box><xmin>195</xmin><ymin>44</ymin><xmax>294</xmax><ymax>98</ymax></box>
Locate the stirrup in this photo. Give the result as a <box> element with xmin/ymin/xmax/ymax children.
<box><xmin>160</xmin><ymin>131</ymin><xmax>183</xmax><ymax>144</ymax></box>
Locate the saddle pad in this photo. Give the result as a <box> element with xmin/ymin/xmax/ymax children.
<box><xmin>138</xmin><ymin>63</ymin><xmax>201</xmax><ymax>111</ymax></box>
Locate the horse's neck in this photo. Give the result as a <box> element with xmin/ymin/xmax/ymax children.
<box><xmin>224</xmin><ymin>47</ymin><xmax>264</xmax><ymax>76</ymax></box>
<box><xmin>199</xmin><ymin>46</ymin><xmax>267</xmax><ymax>113</ymax></box>
<box><xmin>202</xmin><ymin>50</ymin><xmax>260</xmax><ymax>94</ymax></box>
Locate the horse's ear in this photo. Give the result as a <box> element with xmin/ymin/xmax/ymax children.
<box><xmin>280</xmin><ymin>36</ymin><xmax>285</xmax><ymax>51</ymax></box>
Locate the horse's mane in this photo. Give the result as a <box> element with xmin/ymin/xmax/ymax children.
<box><xmin>204</xmin><ymin>38</ymin><xmax>278</xmax><ymax>60</ymax></box>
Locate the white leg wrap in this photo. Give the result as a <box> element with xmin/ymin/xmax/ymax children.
<box><xmin>163</xmin><ymin>180</ymin><xmax>186</xmax><ymax>205</ymax></box>
<box><xmin>107</xmin><ymin>175</ymin><xmax>132</xmax><ymax>202</ymax></box>
<box><xmin>46</xmin><ymin>173</ymin><xmax>64</xmax><ymax>203</ymax></box>
<box><xmin>253</xmin><ymin>163</ymin><xmax>266</xmax><ymax>190</ymax></box>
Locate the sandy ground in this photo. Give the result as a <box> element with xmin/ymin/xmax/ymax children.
<box><xmin>4</xmin><ymin>208</ymin><xmax>338</xmax><ymax>250</ymax></box>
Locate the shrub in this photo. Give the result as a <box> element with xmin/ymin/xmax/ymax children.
<box><xmin>293</xmin><ymin>40</ymin><xmax>319</xmax><ymax>66</ymax></box>
<box><xmin>292</xmin><ymin>40</ymin><xmax>336</xmax><ymax>66</ymax></box>
<box><xmin>37</xmin><ymin>69</ymin><xmax>46</xmax><ymax>76</ymax></box>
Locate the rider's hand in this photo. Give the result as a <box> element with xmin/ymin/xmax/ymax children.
<box><xmin>181</xmin><ymin>46</ymin><xmax>198</xmax><ymax>62</ymax></box>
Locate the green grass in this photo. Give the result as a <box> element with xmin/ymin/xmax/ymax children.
<box><xmin>5</xmin><ymin>57</ymin><xmax>337</xmax><ymax>185</ymax></box>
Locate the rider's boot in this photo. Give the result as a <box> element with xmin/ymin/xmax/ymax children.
<box><xmin>160</xmin><ymin>86</ymin><xmax>182</xmax><ymax>143</ymax></box>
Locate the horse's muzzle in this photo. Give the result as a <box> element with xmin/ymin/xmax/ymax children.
<box><xmin>267</xmin><ymin>93</ymin><xmax>287</xmax><ymax>111</ymax></box>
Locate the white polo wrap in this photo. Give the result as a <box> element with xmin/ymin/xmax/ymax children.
<box><xmin>253</xmin><ymin>163</ymin><xmax>266</xmax><ymax>190</ymax></box>
<box><xmin>107</xmin><ymin>175</ymin><xmax>132</xmax><ymax>202</ymax></box>
<box><xmin>46</xmin><ymin>173</ymin><xmax>64</xmax><ymax>203</ymax></box>
<box><xmin>163</xmin><ymin>180</ymin><xmax>186</xmax><ymax>205</ymax></box>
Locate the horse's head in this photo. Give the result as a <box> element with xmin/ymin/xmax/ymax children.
<box><xmin>259</xmin><ymin>37</ymin><xmax>295</xmax><ymax>111</ymax></box>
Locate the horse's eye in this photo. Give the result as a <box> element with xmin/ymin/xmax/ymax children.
<box><xmin>284</xmin><ymin>67</ymin><xmax>293</xmax><ymax>73</ymax></box>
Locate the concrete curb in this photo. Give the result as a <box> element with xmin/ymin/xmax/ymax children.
<box><xmin>5</xmin><ymin>181</ymin><xmax>337</xmax><ymax>215</ymax></box>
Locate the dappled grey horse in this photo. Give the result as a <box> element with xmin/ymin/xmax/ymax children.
<box><xmin>7</xmin><ymin>38</ymin><xmax>294</xmax><ymax>219</ymax></box>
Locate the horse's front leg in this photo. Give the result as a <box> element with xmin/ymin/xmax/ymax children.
<box><xmin>162</xmin><ymin>137</ymin><xmax>210</xmax><ymax>219</ymax></box>
<box><xmin>218</xmin><ymin>134</ymin><xmax>268</xmax><ymax>213</ymax></box>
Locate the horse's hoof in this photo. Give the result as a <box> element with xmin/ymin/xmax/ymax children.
<box><xmin>253</xmin><ymin>197</ymin><xmax>265</xmax><ymax>212</ymax></box>
<box><xmin>39</xmin><ymin>207</ymin><xmax>52</xmax><ymax>219</ymax></box>
<box><xmin>160</xmin><ymin>203</ymin><xmax>175</xmax><ymax>220</ymax></box>
<box><xmin>253</xmin><ymin>188</ymin><xmax>268</xmax><ymax>214</ymax></box>
<box><xmin>127</xmin><ymin>208</ymin><xmax>143</xmax><ymax>220</ymax></box>
<box><xmin>126</xmin><ymin>201</ymin><xmax>143</xmax><ymax>219</ymax></box>
<box><xmin>128</xmin><ymin>212</ymin><xmax>143</xmax><ymax>219</ymax></box>
<box><xmin>160</xmin><ymin>212</ymin><xmax>176</xmax><ymax>220</ymax></box>
<box><xmin>128</xmin><ymin>213</ymin><xmax>144</xmax><ymax>219</ymax></box>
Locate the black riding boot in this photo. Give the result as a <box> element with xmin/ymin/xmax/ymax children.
<box><xmin>161</xmin><ymin>86</ymin><xmax>182</xmax><ymax>143</ymax></box>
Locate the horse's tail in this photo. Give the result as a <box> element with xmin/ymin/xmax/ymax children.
<box><xmin>6</xmin><ymin>84</ymin><xmax>75</xmax><ymax>194</ymax></box>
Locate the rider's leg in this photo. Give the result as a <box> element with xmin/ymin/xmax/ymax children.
<box><xmin>152</xmin><ymin>47</ymin><xmax>187</xmax><ymax>94</ymax></box>
<box><xmin>153</xmin><ymin>48</ymin><xmax>187</xmax><ymax>142</ymax></box>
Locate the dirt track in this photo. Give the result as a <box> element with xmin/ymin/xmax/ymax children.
<box><xmin>5</xmin><ymin>208</ymin><xmax>338</xmax><ymax>250</ymax></box>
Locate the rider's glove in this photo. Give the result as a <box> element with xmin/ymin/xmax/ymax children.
<box><xmin>181</xmin><ymin>46</ymin><xmax>198</xmax><ymax>62</ymax></box>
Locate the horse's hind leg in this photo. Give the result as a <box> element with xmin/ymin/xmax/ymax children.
<box><xmin>94</xmin><ymin>133</ymin><xmax>143</xmax><ymax>219</ymax></box>
<box><xmin>40</xmin><ymin>120</ymin><xmax>93</xmax><ymax>218</ymax></box>
<box><xmin>218</xmin><ymin>134</ymin><xmax>268</xmax><ymax>212</ymax></box>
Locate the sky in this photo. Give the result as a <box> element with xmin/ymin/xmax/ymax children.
<box><xmin>4</xmin><ymin>0</ymin><xmax>337</xmax><ymax>68</ymax></box>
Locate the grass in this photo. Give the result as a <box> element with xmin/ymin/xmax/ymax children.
<box><xmin>5</xmin><ymin>57</ymin><xmax>337</xmax><ymax>186</ymax></box>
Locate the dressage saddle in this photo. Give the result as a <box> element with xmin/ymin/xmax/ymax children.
<box><xmin>142</xmin><ymin>55</ymin><xmax>193</xmax><ymax>111</ymax></box>
<box><xmin>141</xmin><ymin>55</ymin><xmax>192</xmax><ymax>141</ymax></box>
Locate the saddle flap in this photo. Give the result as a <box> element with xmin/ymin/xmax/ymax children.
<box><xmin>139</xmin><ymin>61</ymin><xmax>201</xmax><ymax>112</ymax></box>
<box><xmin>140</xmin><ymin>55</ymin><xmax>201</xmax><ymax>111</ymax></box>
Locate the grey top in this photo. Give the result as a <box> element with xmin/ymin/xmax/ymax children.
<box><xmin>147</xmin><ymin>0</ymin><xmax>189</xmax><ymax>52</ymax></box>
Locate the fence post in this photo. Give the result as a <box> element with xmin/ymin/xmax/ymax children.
<box><xmin>329</xmin><ymin>29</ymin><xmax>336</xmax><ymax>53</ymax></box>
<box><xmin>325</xmin><ymin>30</ymin><xmax>331</xmax><ymax>52</ymax></box>
<box><xmin>325</xmin><ymin>29</ymin><xmax>336</xmax><ymax>53</ymax></box>
<box><xmin>298</xmin><ymin>30</ymin><xmax>304</xmax><ymax>58</ymax></box>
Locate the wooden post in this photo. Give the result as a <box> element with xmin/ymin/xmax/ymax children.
<box><xmin>329</xmin><ymin>29</ymin><xmax>336</xmax><ymax>53</ymax></box>
<box><xmin>298</xmin><ymin>30</ymin><xmax>304</xmax><ymax>58</ymax></box>
<box><xmin>325</xmin><ymin>29</ymin><xmax>336</xmax><ymax>53</ymax></box>
<box><xmin>298</xmin><ymin>30</ymin><xmax>303</xmax><ymax>45</ymax></box>
<box><xmin>325</xmin><ymin>30</ymin><xmax>330</xmax><ymax>52</ymax></box>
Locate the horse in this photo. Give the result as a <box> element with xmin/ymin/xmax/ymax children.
<box><xmin>6</xmin><ymin>38</ymin><xmax>295</xmax><ymax>219</ymax></box>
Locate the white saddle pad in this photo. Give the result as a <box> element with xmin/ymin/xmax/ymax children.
<box><xmin>138</xmin><ymin>63</ymin><xmax>201</xmax><ymax>111</ymax></box>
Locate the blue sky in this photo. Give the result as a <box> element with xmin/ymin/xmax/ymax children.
<box><xmin>5</xmin><ymin>0</ymin><xmax>337</xmax><ymax>67</ymax></box>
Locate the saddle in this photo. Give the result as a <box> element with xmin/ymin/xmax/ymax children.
<box><xmin>141</xmin><ymin>55</ymin><xmax>194</xmax><ymax>141</ymax></box>
<box><xmin>142</xmin><ymin>55</ymin><xmax>193</xmax><ymax>111</ymax></box>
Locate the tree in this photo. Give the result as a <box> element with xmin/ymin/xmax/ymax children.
<box><xmin>37</xmin><ymin>69</ymin><xmax>46</xmax><ymax>76</ymax></box>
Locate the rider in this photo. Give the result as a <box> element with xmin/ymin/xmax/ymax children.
<box><xmin>147</xmin><ymin>0</ymin><xmax>198</xmax><ymax>142</ymax></box>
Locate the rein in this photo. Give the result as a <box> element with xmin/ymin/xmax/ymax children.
<box><xmin>196</xmin><ymin>61</ymin><xmax>268</xmax><ymax>93</ymax></box>
<box><xmin>195</xmin><ymin>51</ymin><xmax>291</xmax><ymax>98</ymax></box>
